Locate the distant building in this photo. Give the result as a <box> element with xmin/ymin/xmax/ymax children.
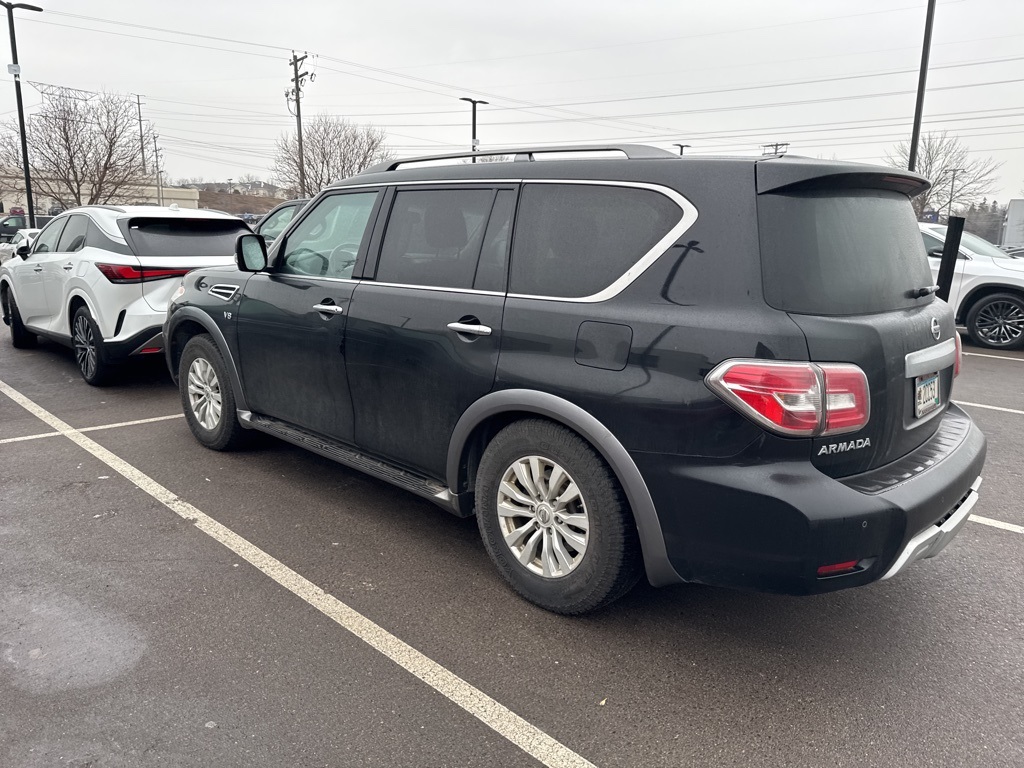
<box><xmin>0</xmin><ymin>169</ymin><xmax>198</xmax><ymax>212</ymax></box>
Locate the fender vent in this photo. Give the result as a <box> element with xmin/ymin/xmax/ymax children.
<box><xmin>208</xmin><ymin>284</ymin><xmax>239</xmax><ymax>302</ymax></box>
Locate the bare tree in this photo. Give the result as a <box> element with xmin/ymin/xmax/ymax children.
<box><xmin>885</xmin><ymin>131</ymin><xmax>1001</xmax><ymax>218</ymax></box>
<box><xmin>0</xmin><ymin>88</ymin><xmax>152</xmax><ymax>208</ymax></box>
<box><xmin>273</xmin><ymin>114</ymin><xmax>393</xmax><ymax>196</ymax></box>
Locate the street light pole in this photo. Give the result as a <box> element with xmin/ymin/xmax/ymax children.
<box><xmin>673</xmin><ymin>143</ymin><xmax>691</xmax><ymax>156</ymax></box>
<box><xmin>459</xmin><ymin>97</ymin><xmax>488</xmax><ymax>163</ymax></box>
<box><xmin>2</xmin><ymin>2</ymin><xmax>43</xmax><ymax>228</ymax></box>
<box><xmin>908</xmin><ymin>0</ymin><xmax>937</xmax><ymax>172</ymax></box>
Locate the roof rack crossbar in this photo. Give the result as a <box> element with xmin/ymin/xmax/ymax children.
<box><xmin>360</xmin><ymin>144</ymin><xmax>678</xmax><ymax>174</ymax></box>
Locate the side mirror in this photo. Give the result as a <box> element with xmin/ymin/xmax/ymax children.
<box><xmin>236</xmin><ymin>233</ymin><xmax>267</xmax><ymax>272</ymax></box>
<box><xmin>926</xmin><ymin>247</ymin><xmax>943</xmax><ymax>258</ymax></box>
<box><xmin>16</xmin><ymin>244</ymin><xmax>31</xmax><ymax>259</ymax></box>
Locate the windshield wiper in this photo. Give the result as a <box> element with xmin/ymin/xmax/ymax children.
<box><xmin>907</xmin><ymin>284</ymin><xmax>940</xmax><ymax>298</ymax></box>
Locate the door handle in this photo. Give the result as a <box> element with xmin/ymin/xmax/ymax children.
<box><xmin>446</xmin><ymin>322</ymin><xmax>492</xmax><ymax>337</ymax></box>
<box><xmin>33</xmin><ymin>267</ymin><xmax>43</xmax><ymax>272</ymax></box>
<box><xmin>313</xmin><ymin>303</ymin><xmax>344</xmax><ymax>315</ymax></box>
<box><xmin>62</xmin><ymin>263</ymin><xmax>74</xmax><ymax>271</ymax></box>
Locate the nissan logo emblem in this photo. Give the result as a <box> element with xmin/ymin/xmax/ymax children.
<box><xmin>930</xmin><ymin>318</ymin><xmax>941</xmax><ymax>340</ymax></box>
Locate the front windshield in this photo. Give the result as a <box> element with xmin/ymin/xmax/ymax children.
<box><xmin>928</xmin><ymin>225</ymin><xmax>1013</xmax><ymax>259</ymax></box>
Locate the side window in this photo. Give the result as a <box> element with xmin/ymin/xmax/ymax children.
<box><xmin>922</xmin><ymin>232</ymin><xmax>944</xmax><ymax>255</ymax></box>
<box><xmin>3</xmin><ymin>216</ymin><xmax>25</xmax><ymax>229</ymax></box>
<box><xmin>510</xmin><ymin>184</ymin><xmax>682</xmax><ymax>299</ymax></box>
<box><xmin>56</xmin><ymin>214</ymin><xmax>90</xmax><ymax>253</ymax></box>
<box><xmin>258</xmin><ymin>204</ymin><xmax>299</xmax><ymax>241</ymax></box>
<box><xmin>375</xmin><ymin>188</ymin><xmax>495</xmax><ymax>289</ymax></box>
<box><xmin>31</xmin><ymin>218</ymin><xmax>68</xmax><ymax>255</ymax></box>
<box><xmin>279</xmin><ymin>192</ymin><xmax>378</xmax><ymax>278</ymax></box>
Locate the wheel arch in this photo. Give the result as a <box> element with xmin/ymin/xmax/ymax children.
<box><xmin>166</xmin><ymin>306</ymin><xmax>250</xmax><ymax>413</ymax></box>
<box><xmin>447</xmin><ymin>389</ymin><xmax>683</xmax><ymax>587</ymax></box>
<box><xmin>957</xmin><ymin>282</ymin><xmax>1024</xmax><ymax>325</ymax></box>
<box><xmin>66</xmin><ymin>291</ymin><xmax>95</xmax><ymax>335</ymax></box>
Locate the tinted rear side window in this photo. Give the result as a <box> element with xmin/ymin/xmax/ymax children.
<box><xmin>123</xmin><ymin>218</ymin><xmax>251</xmax><ymax>259</ymax></box>
<box><xmin>56</xmin><ymin>214</ymin><xmax>90</xmax><ymax>252</ymax></box>
<box><xmin>510</xmin><ymin>183</ymin><xmax>681</xmax><ymax>299</ymax></box>
<box><xmin>758</xmin><ymin>189</ymin><xmax>932</xmax><ymax>315</ymax></box>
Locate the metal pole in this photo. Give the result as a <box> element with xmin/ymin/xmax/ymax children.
<box><xmin>152</xmin><ymin>134</ymin><xmax>162</xmax><ymax>205</ymax></box>
<box><xmin>460</xmin><ymin>97</ymin><xmax>488</xmax><ymax>163</ymax></box>
<box><xmin>291</xmin><ymin>52</ymin><xmax>307</xmax><ymax>196</ymax></box>
<box><xmin>908</xmin><ymin>0</ymin><xmax>937</xmax><ymax>172</ymax></box>
<box><xmin>3</xmin><ymin>2</ymin><xmax>43</xmax><ymax>228</ymax></box>
<box><xmin>136</xmin><ymin>94</ymin><xmax>146</xmax><ymax>174</ymax></box>
<box><xmin>946</xmin><ymin>168</ymin><xmax>962</xmax><ymax>218</ymax></box>
<box><xmin>673</xmin><ymin>143</ymin><xmax>691</xmax><ymax>156</ymax></box>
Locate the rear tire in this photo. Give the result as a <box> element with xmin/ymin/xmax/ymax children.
<box><xmin>4</xmin><ymin>289</ymin><xmax>37</xmax><ymax>349</ymax></box>
<box><xmin>475</xmin><ymin>419</ymin><xmax>642</xmax><ymax>614</ymax></box>
<box><xmin>965</xmin><ymin>292</ymin><xmax>1024</xmax><ymax>350</ymax></box>
<box><xmin>179</xmin><ymin>334</ymin><xmax>246</xmax><ymax>451</ymax></box>
<box><xmin>72</xmin><ymin>306</ymin><xmax>112</xmax><ymax>385</ymax></box>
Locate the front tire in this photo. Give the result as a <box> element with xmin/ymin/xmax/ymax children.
<box><xmin>966</xmin><ymin>292</ymin><xmax>1024</xmax><ymax>350</ymax></box>
<box><xmin>475</xmin><ymin>419</ymin><xmax>642</xmax><ymax>614</ymax></box>
<box><xmin>72</xmin><ymin>306</ymin><xmax>112</xmax><ymax>385</ymax></box>
<box><xmin>4</xmin><ymin>289</ymin><xmax>37</xmax><ymax>349</ymax></box>
<box><xmin>179</xmin><ymin>334</ymin><xmax>246</xmax><ymax>451</ymax></box>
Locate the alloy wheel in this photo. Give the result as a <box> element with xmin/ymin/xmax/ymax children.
<box><xmin>73</xmin><ymin>314</ymin><xmax>98</xmax><ymax>380</ymax></box>
<box><xmin>187</xmin><ymin>357</ymin><xmax>223</xmax><ymax>430</ymax></box>
<box><xmin>496</xmin><ymin>455</ymin><xmax>590</xmax><ymax>578</ymax></box>
<box><xmin>974</xmin><ymin>300</ymin><xmax>1024</xmax><ymax>346</ymax></box>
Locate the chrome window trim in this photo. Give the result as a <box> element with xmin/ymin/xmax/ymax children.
<box><xmin>307</xmin><ymin>178</ymin><xmax>699</xmax><ymax>301</ymax></box>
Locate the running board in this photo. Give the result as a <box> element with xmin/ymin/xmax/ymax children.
<box><xmin>241</xmin><ymin>412</ymin><xmax>462</xmax><ymax>515</ymax></box>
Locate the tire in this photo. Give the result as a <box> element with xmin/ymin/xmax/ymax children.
<box><xmin>179</xmin><ymin>334</ymin><xmax>246</xmax><ymax>451</ymax></box>
<box><xmin>72</xmin><ymin>305</ymin><xmax>112</xmax><ymax>385</ymax></box>
<box><xmin>4</xmin><ymin>288</ymin><xmax>37</xmax><ymax>349</ymax></box>
<box><xmin>965</xmin><ymin>292</ymin><xmax>1024</xmax><ymax>350</ymax></box>
<box><xmin>475</xmin><ymin>419</ymin><xmax>642</xmax><ymax>614</ymax></box>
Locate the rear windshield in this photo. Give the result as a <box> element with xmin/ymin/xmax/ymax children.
<box><xmin>123</xmin><ymin>218</ymin><xmax>250</xmax><ymax>259</ymax></box>
<box><xmin>758</xmin><ymin>189</ymin><xmax>933</xmax><ymax>315</ymax></box>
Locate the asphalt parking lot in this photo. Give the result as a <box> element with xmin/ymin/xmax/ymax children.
<box><xmin>2</xmin><ymin>335</ymin><xmax>1022</xmax><ymax>768</ymax></box>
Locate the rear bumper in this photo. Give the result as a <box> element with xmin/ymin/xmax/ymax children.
<box><xmin>633</xmin><ymin>405</ymin><xmax>986</xmax><ymax>594</ymax></box>
<box><xmin>103</xmin><ymin>327</ymin><xmax>165</xmax><ymax>361</ymax></box>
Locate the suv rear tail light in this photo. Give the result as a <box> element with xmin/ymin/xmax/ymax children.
<box><xmin>96</xmin><ymin>264</ymin><xmax>192</xmax><ymax>284</ymax></box>
<box><xmin>954</xmin><ymin>331</ymin><xmax>962</xmax><ymax>377</ymax></box>
<box><xmin>706</xmin><ymin>359</ymin><xmax>870</xmax><ymax>438</ymax></box>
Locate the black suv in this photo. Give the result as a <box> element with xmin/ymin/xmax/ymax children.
<box><xmin>164</xmin><ymin>145</ymin><xmax>986</xmax><ymax>614</ymax></box>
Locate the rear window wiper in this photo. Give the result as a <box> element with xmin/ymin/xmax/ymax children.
<box><xmin>907</xmin><ymin>284</ymin><xmax>940</xmax><ymax>299</ymax></box>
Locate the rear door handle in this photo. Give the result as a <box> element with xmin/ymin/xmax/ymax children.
<box><xmin>62</xmin><ymin>263</ymin><xmax>74</xmax><ymax>271</ymax></box>
<box><xmin>32</xmin><ymin>267</ymin><xmax>43</xmax><ymax>272</ymax></box>
<box><xmin>446</xmin><ymin>322</ymin><xmax>492</xmax><ymax>336</ymax></box>
<box><xmin>313</xmin><ymin>303</ymin><xmax>344</xmax><ymax>315</ymax></box>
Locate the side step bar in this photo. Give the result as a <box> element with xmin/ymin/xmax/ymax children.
<box><xmin>241</xmin><ymin>412</ymin><xmax>465</xmax><ymax>516</ymax></box>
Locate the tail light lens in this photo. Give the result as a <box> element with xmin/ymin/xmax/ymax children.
<box><xmin>96</xmin><ymin>264</ymin><xmax>192</xmax><ymax>283</ymax></box>
<box><xmin>706</xmin><ymin>360</ymin><xmax>870</xmax><ymax>437</ymax></box>
<box><xmin>954</xmin><ymin>331</ymin><xmax>962</xmax><ymax>377</ymax></box>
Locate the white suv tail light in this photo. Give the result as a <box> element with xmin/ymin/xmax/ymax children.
<box><xmin>706</xmin><ymin>360</ymin><xmax>870</xmax><ymax>437</ymax></box>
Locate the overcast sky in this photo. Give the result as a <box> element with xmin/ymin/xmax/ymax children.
<box><xmin>2</xmin><ymin>0</ymin><xmax>1021</xmax><ymax>202</ymax></box>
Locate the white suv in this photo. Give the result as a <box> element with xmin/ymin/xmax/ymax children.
<box><xmin>1</xmin><ymin>205</ymin><xmax>250</xmax><ymax>384</ymax></box>
<box><xmin>920</xmin><ymin>223</ymin><xmax>1024</xmax><ymax>350</ymax></box>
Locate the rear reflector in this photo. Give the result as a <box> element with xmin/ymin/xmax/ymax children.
<box><xmin>817</xmin><ymin>560</ymin><xmax>860</xmax><ymax>577</ymax></box>
<box><xmin>139</xmin><ymin>347</ymin><xmax>163</xmax><ymax>354</ymax></box>
<box><xmin>96</xmin><ymin>264</ymin><xmax>192</xmax><ymax>283</ymax></box>
<box><xmin>706</xmin><ymin>359</ymin><xmax>870</xmax><ymax>438</ymax></box>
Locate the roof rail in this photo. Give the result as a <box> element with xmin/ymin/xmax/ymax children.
<box><xmin>80</xmin><ymin>204</ymin><xmax>127</xmax><ymax>213</ymax></box>
<box><xmin>360</xmin><ymin>144</ymin><xmax>678</xmax><ymax>174</ymax></box>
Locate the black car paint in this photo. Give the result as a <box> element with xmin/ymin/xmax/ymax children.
<box><xmin>165</xmin><ymin>153</ymin><xmax>986</xmax><ymax>597</ymax></box>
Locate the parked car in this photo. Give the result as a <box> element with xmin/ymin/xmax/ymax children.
<box><xmin>0</xmin><ymin>228</ymin><xmax>40</xmax><ymax>264</ymax></box>
<box><xmin>165</xmin><ymin>146</ymin><xmax>985</xmax><ymax>614</ymax></box>
<box><xmin>254</xmin><ymin>198</ymin><xmax>309</xmax><ymax>245</ymax></box>
<box><xmin>919</xmin><ymin>223</ymin><xmax>1024</xmax><ymax>349</ymax></box>
<box><xmin>0</xmin><ymin>214</ymin><xmax>52</xmax><ymax>243</ymax></box>
<box><xmin>1</xmin><ymin>205</ymin><xmax>251</xmax><ymax>385</ymax></box>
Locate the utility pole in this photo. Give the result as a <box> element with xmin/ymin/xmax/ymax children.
<box><xmin>908</xmin><ymin>0</ymin><xmax>937</xmax><ymax>172</ymax></box>
<box><xmin>761</xmin><ymin>142</ymin><xmax>790</xmax><ymax>156</ymax></box>
<box><xmin>136</xmin><ymin>94</ymin><xmax>147</xmax><ymax>174</ymax></box>
<box><xmin>287</xmin><ymin>52</ymin><xmax>311</xmax><ymax>196</ymax></box>
<box><xmin>946</xmin><ymin>167</ymin><xmax>964</xmax><ymax>219</ymax></box>
<box><xmin>152</xmin><ymin>133</ymin><xmax>163</xmax><ymax>206</ymax></box>
<box><xmin>673</xmin><ymin>143</ymin><xmax>691</xmax><ymax>156</ymax></box>
<box><xmin>2</xmin><ymin>2</ymin><xmax>43</xmax><ymax>227</ymax></box>
<box><xmin>459</xmin><ymin>97</ymin><xmax>488</xmax><ymax>163</ymax></box>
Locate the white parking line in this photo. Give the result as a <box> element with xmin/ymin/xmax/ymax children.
<box><xmin>964</xmin><ymin>352</ymin><xmax>1024</xmax><ymax>363</ymax></box>
<box><xmin>0</xmin><ymin>378</ymin><xmax>594</xmax><ymax>768</ymax></box>
<box><xmin>0</xmin><ymin>413</ymin><xmax>184</xmax><ymax>445</ymax></box>
<box><xmin>954</xmin><ymin>401</ymin><xmax>1024</xmax><ymax>416</ymax></box>
<box><xmin>970</xmin><ymin>515</ymin><xmax>1024</xmax><ymax>535</ymax></box>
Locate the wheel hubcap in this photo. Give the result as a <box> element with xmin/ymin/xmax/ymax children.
<box><xmin>496</xmin><ymin>455</ymin><xmax>589</xmax><ymax>579</ymax></box>
<box><xmin>975</xmin><ymin>301</ymin><xmax>1024</xmax><ymax>345</ymax></box>
<box><xmin>73</xmin><ymin>315</ymin><xmax>97</xmax><ymax>379</ymax></box>
<box><xmin>187</xmin><ymin>358</ymin><xmax>222</xmax><ymax>430</ymax></box>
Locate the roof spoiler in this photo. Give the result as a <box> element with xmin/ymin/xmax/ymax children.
<box><xmin>755</xmin><ymin>156</ymin><xmax>930</xmax><ymax>197</ymax></box>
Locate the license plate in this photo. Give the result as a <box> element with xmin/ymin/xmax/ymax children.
<box><xmin>915</xmin><ymin>373</ymin><xmax>941</xmax><ymax>418</ymax></box>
